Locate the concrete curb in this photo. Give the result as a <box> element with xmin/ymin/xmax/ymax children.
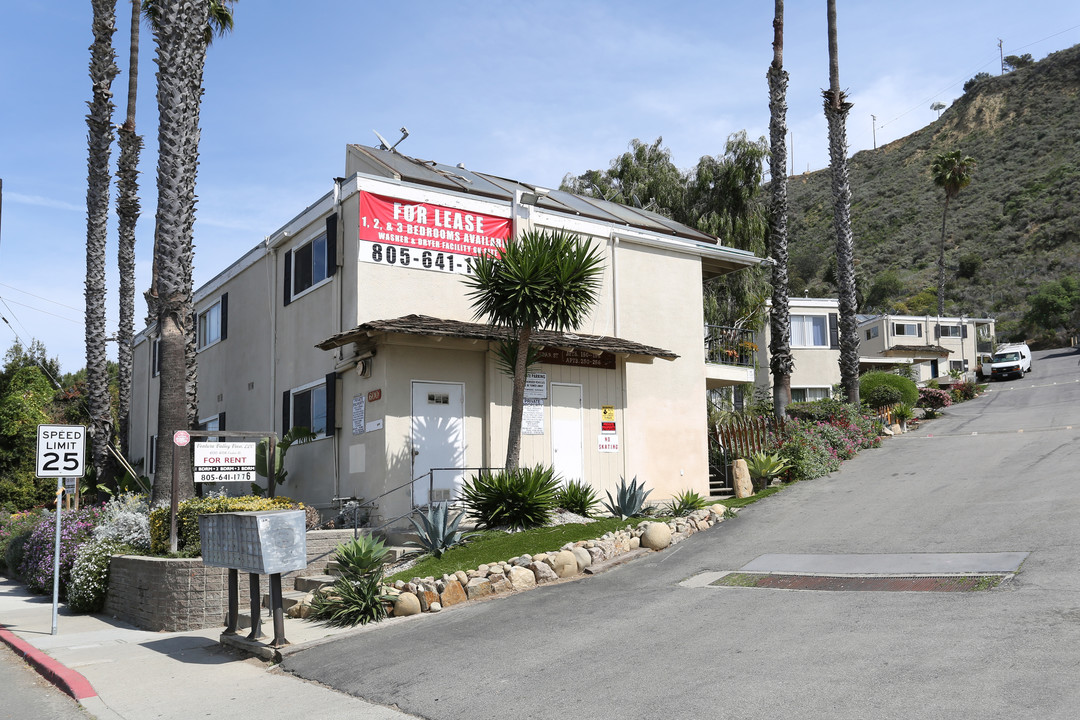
<box><xmin>0</xmin><ymin>624</ymin><xmax>97</xmax><ymax>700</ymax></box>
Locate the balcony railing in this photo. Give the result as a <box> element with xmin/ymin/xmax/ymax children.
<box><xmin>705</xmin><ymin>325</ymin><xmax>757</xmax><ymax>367</ymax></box>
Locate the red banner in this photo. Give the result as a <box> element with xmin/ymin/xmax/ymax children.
<box><xmin>359</xmin><ymin>191</ymin><xmax>510</xmax><ymax>259</ymax></box>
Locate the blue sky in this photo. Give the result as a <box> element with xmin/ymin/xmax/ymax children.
<box><xmin>1</xmin><ymin>1</ymin><xmax>1078</xmax><ymax>374</ymax></box>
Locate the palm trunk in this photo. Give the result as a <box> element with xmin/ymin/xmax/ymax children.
<box><xmin>825</xmin><ymin>0</ymin><xmax>860</xmax><ymax>405</ymax></box>
<box><xmin>504</xmin><ymin>326</ymin><xmax>532</xmax><ymax>471</ymax></box>
<box><xmin>937</xmin><ymin>196</ymin><xmax>950</xmax><ymax>316</ymax></box>
<box><xmin>149</xmin><ymin>0</ymin><xmax>211</xmax><ymax>508</ymax></box>
<box><xmin>768</xmin><ymin>0</ymin><xmax>794</xmax><ymax>418</ymax></box>
<box><xmin>85</xmin><ymin>0</ymin><xmax>119</xmax><ymax>487</ymax></box>
<box><xmin>116</xmin><ymin>0</ymin><xmax>142</xmax><ymax>462</ymax></box>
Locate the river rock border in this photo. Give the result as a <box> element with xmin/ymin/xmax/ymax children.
<box><xmin>383</xmin><ymin>504</ymin><xmax>733</xmax><ymax>617</ymax></box>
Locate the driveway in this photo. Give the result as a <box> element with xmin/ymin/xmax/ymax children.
<box><xmin>282</xmin><ymin>347</ymin><xmax>1080</xmax><ymax>720</ymax></box>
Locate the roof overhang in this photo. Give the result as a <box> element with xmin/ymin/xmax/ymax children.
<box><xmin>317</xmin><ymin>314</ymin><xmax>678</xmax><ymax>362</ymax></box>
<box><xmin>880</xmin><ymin>344</ymin><xmax>951</xmax><ymax>359</ymax></box>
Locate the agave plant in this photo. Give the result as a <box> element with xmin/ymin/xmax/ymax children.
<box><xmin>667</xmin><ymin>489</ymin><xmax>708</xmax><ymax>518</ymax></box>
<box><xmin>406</xmin><ymin>503</ymin><xmax>474</xmax><ymax>558</ymax></box>
<box><xmin>333</xmin><ymin>534</ymin><xmax>390</xmax><ymax>581</ymax></box>
<box><xmin>308</xmin><ymin>573</ymin><xmax>391</xmax><ymax>627</ymax></box>
<box><xmin>745</xmin><ymin>452</ymin><xmax>791</xmax><ymax>488</ymax></box>
<box><xmin>554</xmin><ymin>480</ymin><xmax>600</xmax><ymax>517</ymax></box>
<box><xmin>602</xmin><ymin>476</ymin><xmax>652</xmax><ymax>520</ymax></box>
<box><xmin>460</xmin><ymin>465</ymin><xmax>560</xmax><ymax>530</ymax></box>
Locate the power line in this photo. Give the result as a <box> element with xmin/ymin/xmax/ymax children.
<box><xmin>0</xmin><ymin>282</ymin><xmax>82</xmax><ymax>313</ymax></box>
<box><xmin>0</xmin><ymin>295</ymin><xmax>80</xmax><ymax>324</ymax></box>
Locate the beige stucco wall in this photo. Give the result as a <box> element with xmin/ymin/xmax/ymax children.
<box><xmin>756</xmin><ymin>299</ymin><xmax>841</xmax><ymax>398</ymax></box>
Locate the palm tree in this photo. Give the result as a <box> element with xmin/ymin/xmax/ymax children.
<box><xmin>464</xmin><ymin>229</ymin><xmax>604</xmax><ymax>471</ymax></box>
<box><xmin>767</xmin><ymin>0</ymin><xmax>794</xmax><ymax>418</ymax></box>
<box><xmin>824</xmin><ymin>0</ymin><xmax>860</xmax><ymax>405</ymax></box>
<box><xmin>931</xmin><ymin>150</ymin><xmax>976</xmax><ymax>316</ymax></box>
<box><xmin>85</xmin><ymin>0</ymin><xmax>120</xmax><ymax>485</ymax></box>
<box><xmin>116</xmin><ymin>0</ymin><xmax>143</xmax><ymax>461</ymax></box>
<box><xmin>147</xmin><ymin>0</ymin><xmax>212</xmax><ymax>508</ymax></box>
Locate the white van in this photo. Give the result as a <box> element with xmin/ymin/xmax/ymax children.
<box><xmin>988</xmin><ymin>342</ymin><xmax>1032</xmax><ymax>380</ymax></box>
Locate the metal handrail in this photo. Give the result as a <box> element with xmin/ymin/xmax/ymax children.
<box><xmin>704</xmin><ymin>325</ymin><xmax>757</xmax><ymax>367</ymax></box>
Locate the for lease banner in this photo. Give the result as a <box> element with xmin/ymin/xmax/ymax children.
<box><xmin>358</xmin><ymin>191</ymin><xmax>510</xmax><ymax>275</ymax></box>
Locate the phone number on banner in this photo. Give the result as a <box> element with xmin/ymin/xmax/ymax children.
<box><xmin>359</xmin><ymin>240</ymin><xmax>475</xmax><ymax>275</ymax></box>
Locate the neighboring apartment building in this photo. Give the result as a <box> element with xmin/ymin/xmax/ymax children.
<box><xmin>754</xmin><ymin>297</ymin><xmax>841</xmax><ymax>402</ymax></box>
<box><xmin>857</xmin><ymin>313</ymin><xmax>995</xmax><ymax>383</ymax></box>
<box><xmin>129</xmin><ymin>144</ymin><xmax>761</xmax><ymax>522</ymax></box>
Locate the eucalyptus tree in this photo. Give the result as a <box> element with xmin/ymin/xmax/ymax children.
<box><xmin>931</xmin><ymin>150</ymin><xmax>976</xmax><ymax>315</ymax></box>
<box><xmin>85</xmin><ymin>0</ymin><xmax>120</xmax><ymax>484</ymax></box>
<box><xmin>766</xmin><ymin>0</ymin><xmax>793</xmax><ymax>418</ymax></box>
<box><xmin>464</xmin><ymin>229</ymin><xmax>604</xmax><ymax>471</ymax></box>
<box><xmin>146</xmin><ymin>0</ymin><xmax>212</xmax><ymax>508</ymax></box>
<box><xmin>824</xmin><ymin>0</ymin><xmax>860</xmax><ymax>404</ymax></box>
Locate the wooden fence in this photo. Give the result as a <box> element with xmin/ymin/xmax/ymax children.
<box><xmin>714</xmin><ymin>415</ymin><xmax>787</xmax><ymax>459</ymax></box>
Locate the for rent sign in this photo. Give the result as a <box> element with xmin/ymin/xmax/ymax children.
<box><xmin>358</xmin><ymin>191</ymin><xmax>510</xmax><ymax>275</ymax></box>
<box><xmin>193</xmin><ymin>441</ymin><xmax>258</xmax><ymax>483</ymax></box>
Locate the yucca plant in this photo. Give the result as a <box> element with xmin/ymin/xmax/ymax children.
<box><xmin>554</xmin><ymin>480</ymin><xmax>600</xmax><ymax>517</ymax></box>
<box><xmin>308</xmin><ymin>573</ymin><xmax>391</xmax><ymax>627</ymax></box>
<box><xmin>461</xmin><ymin>465</ymin><xmax>561</xmax><ymax>530</ymax></box>
<box><xmin>333</xmin><ymin>534</ymin><xmax>390</xmax><ymax>581</ymax></box>
<box><xmin>745</xmin><ymin>451</ymin><xmax>791</xmax><ymax>489</ymax></box>
<box><xmin>406</xmin><ymin>503</ymin><xmax>475</xmax><ymax>558</ymax></box>
<box><xmin>892</xmin><ymin>402</ymin><xmax>914</xmax><ymax>426</ymax></box>
<box><xmin>667</xmin><ymin>489</ymin><xmax>708</xmax><ymax>518</ymax></box>
<box><xmin>602</xmin><ymin>476</ymin><xmax>652</xmax><ymax>520</ymax></box>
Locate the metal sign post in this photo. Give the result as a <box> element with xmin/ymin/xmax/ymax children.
<box><xmin>35</xmin><ymin>424</ymin><xmax>87</xmax><ymax>637</ymax></box>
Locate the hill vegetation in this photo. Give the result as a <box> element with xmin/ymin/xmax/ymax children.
<box><xmin>786</xmin><ymin>43</ymin><xmax>1080</xmax><ymax>346</ymax></box>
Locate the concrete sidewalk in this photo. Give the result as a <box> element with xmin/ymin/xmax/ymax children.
<box><xmin>0</xmin><ymin>574</ymin><xmax>415</xmax><ymax>720</ymax></box>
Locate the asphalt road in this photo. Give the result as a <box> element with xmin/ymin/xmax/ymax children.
<box><xmin>0</xmin><ymin>642</ymin><xmax>91</xmax><ymax>720</ymax></box>
<box><xmin>283</xmin><ymin>347</ymin><xmax>1080</xmax><ymax>720</ymax></box>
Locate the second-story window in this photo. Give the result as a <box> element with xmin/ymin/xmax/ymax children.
<box><xmin>197</xmin><ymin>294</ymin><xmax>228</xmax><ymax>350</ymax></box>
<box><xmin>284</xmin><ymin>213</ymin><xmax>338</xmax><ymax>306</ymax></box>
<box><xmin>892</xmin><ymin>322</ymin><xmax>921</xmax><ymax>337</ymax></box>
<box><xmin>865</xmin><ymin>326</ymin><xmax>880</xmax><ymax>340</ymax></box>
<box><xmin>791</xmin><ymin>315</ymin><xmax>828</xmax><ymax>347</ymax></box>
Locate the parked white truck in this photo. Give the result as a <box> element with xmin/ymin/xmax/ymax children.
<box><xmin>988</xmin><ymin>342</ymin><xmax>1032</xmax><ymax>380</ymax></box>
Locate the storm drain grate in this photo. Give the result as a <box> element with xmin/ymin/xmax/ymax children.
<box><xmin>711</xmin><ymin>572</ymin><xmax>1005</xmax><ymax>592</ymax></box>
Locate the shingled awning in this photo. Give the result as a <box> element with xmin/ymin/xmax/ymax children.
<box><xmin>881</xmin><ymin>344</ymin><xmax>951</xmax><ymax>357</ymax></box>
<box><xmin>316</xmin><ymin>314</ymin><xmax>678</xmax><ymax>361</ymax></box>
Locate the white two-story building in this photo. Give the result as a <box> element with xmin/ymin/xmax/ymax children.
<box><xmin>129</xmin><ymin>144</ymin><xmax>761</xmax><ymax>522</ymax></box>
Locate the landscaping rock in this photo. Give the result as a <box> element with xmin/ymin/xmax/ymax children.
<box><xmin>454</xmin><ymin>570</ymin><xmax>469</xmax><ymax>587</ymax></box>
<box><xmin>528</xmin><ymin>561</ymin><xmax>558</xmax><ymax>585</ymax></box>
<box><xmin>733</xmin><ymin>459</ymin><xmax>753</xmax><ymax>498</ymax></box>
<box><xmin>488</xmin><ymin>573</ymin><xmax>512</xmax><ymax>594</ymax></box>
<box><xmin>587</xmin><ymin>546</ymin><xmax>607</xmax><ymax>564</ymax></box>
<box><xmin>508</xmin><ymin>565</ymin><xmax>537</xmax><ymax>591</ymax></box>
<box><xmin>551</xmin><ymin>550</ymin><xmax>579</xmax><ymax>578</ymax></box>
<box><xmin>428</xmin><ymin>602</ymin><xmax>442</xmax><ymax>613</ymax></box>
<box><xmin>418</xmin><ymin>589</ymin><xmax>440</xmax><ymax>612</ymax></box>
<box><xmin>629</xmin><ymin>537</ymin><xmax>640</xmax><ymax>550</ymax></box>
<box><xmin>394</xmin><ymin>592</ymin><xmax>421</xmax><ymax>617</ymax></box>
<box><xmin>571</xmin><ymin>546</ymin><xmax>592</xmax><ymax>571</ymax></box>
<box><xmin>465</xmin><ymin>577</ymin><xmax>493</xmax><ymax>600</ymax></box>
<box><xmin>640</xmin><ymin>522</ymin><xmax>672</xmax><ymax>550</ymax></box>
<box><xmin>440</xmin><ymin>579</ymin><xmax>467</xmax><ymax>608</ymax></box>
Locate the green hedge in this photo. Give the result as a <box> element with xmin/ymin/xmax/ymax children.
<box><xmin>858</xmin><ymin>371</ymin><xmax>919</xmax><ymax>407</ymax></box>
<box><xmin>148</xmin><ymin>495</ymin><xmax>299</xmax><ymax>556</ymax></box>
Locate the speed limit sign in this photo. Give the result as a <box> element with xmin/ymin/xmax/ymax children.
<box><xmin>36</xmin><ymin>424</ymin><xmax>87</xmax><ymax>478</ymax></box>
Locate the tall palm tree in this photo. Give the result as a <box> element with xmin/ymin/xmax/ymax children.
<box><xmin>824</xmin><ymin>0</ymin><xmax>860</xmax><ymax>405</ymax></box>
<box><xmin>464</xmin><ymin>229</ymin><xmax>604</xmax><ymax>471</ymax></box>
<box><xmin>931</xmin><ymin>150</ymin><xmax>976</xmax><ymax>316</ymax></box>
<box><xmin>116</xmin><ymin>0</ymin><xmax>143</xmax><ymax>461</ymax></box>
<box><xmin>767</xmin><ymin>0</ymin><xmax>794</xmax><ymax>418</ymax></box>
<box><xmin>85</xmin><ymin>0</ymin><xmax>120</xmax><ymax>485</ymax></box>
<box><xmin>147</xmin><ymin>0</ymin><xmax>212</xmax><ymax>508</ymax></box>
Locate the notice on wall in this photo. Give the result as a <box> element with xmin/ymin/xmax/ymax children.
<box><xmin>524</xmin><ymin>373</ymin><xmax>547</xmax><ymax>399</ymax></box>
<box><xmin>358</xmin><ymin>191</ymin><xmax>511</xmax><ymax>276</ymax></box>
<box><xmin>598</xmin><ymin>435</ymin><xmax>620</xmax><ymax>453</ymax></box>
<box><xmin>522</xmin><ymin>397</ymin><xmax>544</xmax><ymax>435</ymax></box>
<box><xmin>352</xmin><ymin>395</ymin><xmax>366</xmax><ymax>435</ymax></box>
<box><xmin>192</xmin><ymin>441</ymin><xmax>257</xmax><ymax>483</ymax></box>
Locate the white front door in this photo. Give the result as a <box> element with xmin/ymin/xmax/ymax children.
<box><xmin>551</xmin><ymin>383</ymin><xmax>584</xmax><ymax>484</ymax></box>
<box><xmin>411</xmin><ymin>382</ymin><xmax>465</xmax><ymax>506</ymax></box>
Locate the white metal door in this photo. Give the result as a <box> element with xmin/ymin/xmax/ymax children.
<box><xmin>411</xmin><ymin>382</ymin><xmax>464</xmax><ymax>506</ymax></box>
<box><xmin>551</xmin><ymin>383</ymin><xmax>584</xmax><ymax>484</ymax></box>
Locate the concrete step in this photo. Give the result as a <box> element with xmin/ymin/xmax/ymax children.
<box><xmin>261</xmin><ymin>589</ymin><xmax>309</xmax><ymax>611</ymax></box>
<box><xmin>293</xmin><ymin>574</ymin><xmax>336</xmax><ymax>593</ymax></box>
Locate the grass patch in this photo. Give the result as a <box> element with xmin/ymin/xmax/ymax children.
<box><xmin>711</xmin><ymin>572</ymin><xmax>764</xmax><ymax>587</ymax></box>
<box><xmin>712</xmin><ymin>486</ymin><xmax>781</xmax><ymax>509</ymax></box>
<box><xmin>385</xmin><ymin>517</ymin><xmax>655</xmax><ymax>583</ymax></box>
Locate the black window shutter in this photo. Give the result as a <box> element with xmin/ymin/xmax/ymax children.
<box><xmin>152</xmin><ymin>339</ymin><xmax>159</xmax><ymax>376</ymax></box>
<box><xmin>917</xmin><ymin>324</ymin><xmax>923</xmax><ymax>337</ymax></box>
<box><xmin>281</xmin><ymin>390</ymin><xmax>291</xmax><ymax>437</ymax></box>
<box><xmin>324</xmin><ymin>372</ymin><xmax>337</xmax><ymax>437</ymax></box>
<box><xmin>218</xmin><ymin>411</ymin><xmax>226</xmax><ymax>431</ymax></box>
<box><xmin>934</xmin><ymin>324</ymin><xmax>940</xmax><ymax>339</ymax></box>
<box><xmin>325</xmin><ymin>213</ymin><xmax>338</xmax><ymax>277</ymax></box>
<box><xmin>283</xmin><ymin>251</ymin><xmax>293</xmax><ymax>306</ymax></box>
<box><xmin>962</xmin><ymin>325</ymin><xmax>968</xmax><ymax>338</ymax></box>
<box><xmin>828</xmin><ymin>313</ymin><xmax>839</xmax><ymax>349</ymax></box>
<box><xmin>220</xmin><ymin>293</ymin><xmax>229</xmax><ymax>340</ymax></box>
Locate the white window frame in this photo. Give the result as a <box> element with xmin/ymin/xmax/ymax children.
<box><xmin>893</xmin><ymin>322</ymin><xmax>920</xmax><ymax>337</ymax></box>
<box><xmin>939</xmin><ymin>325</ymin><xmax>962</xmax><ymax>338</ymax></box>
<box><xmin>291</xmin><ymin>232</ymin><xmax>330</xmax><ymax>300</ymax></box>
<box><xmin>290</xmin><ymin>379</ymin><xmax>329</xmax><ymax>439</ymax></box>
<box><xmin>791</xmin><ymin>387</ymin><xmax>832</xmax><ymax>403</ymax></box>
<box><xmin>790</xmin><ymin>314</ymin><xmax>829</xmax><ymax>348</ymax></box>
<box><xmin>197</xmin><ymin>298</ymin><xmax>224</xmax><ymax>350</ymax></box>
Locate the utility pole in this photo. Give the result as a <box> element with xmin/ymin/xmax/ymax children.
<box><xmin>871</xmin><ymin>115</ymin><xmax>877</xmax><ymax>149</ymax></box>
<box><xmin>998</xmin><ymin>38</ymin><xmax>1005</xmax><ymax>74</ymax></box>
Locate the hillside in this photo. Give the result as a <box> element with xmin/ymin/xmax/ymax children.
<box><xmin>786</xmin><ymin>43</ymin><xmax>1080</xmax><ymax>341</ymax></box>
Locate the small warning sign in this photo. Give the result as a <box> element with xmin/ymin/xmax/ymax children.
<box><xmin>601</xmin><ymin>421</ymin><xmax>616</xmax><ymax>434</ymax></box>
<box><xmin>598</xmin><ymin>435</ymin><xmax>620</xmax><ymax>453</ymax></box>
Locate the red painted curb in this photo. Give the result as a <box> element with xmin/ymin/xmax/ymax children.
<box><xmin>0</xmin><ymin>625</ymin><xmax>96</xmax><ymax>700</ymax></box>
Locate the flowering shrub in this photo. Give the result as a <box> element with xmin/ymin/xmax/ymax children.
<box><xmin>67</xmin><ymin>538</ymin><xmax>130</xmax><ymax>613</ymax></box>
<box><xmin>1</xmin><ymin>509</ymin><xmax>47</xmax><ymax>575</ymax></box>
<box><xmin>776</xmin><ymin>419</ymin><xmax>841</xmax><ymax>482</ymax></box>
<box><xmin>93</xmin><ymin>493</ymin><xmax>150</xmax><ymax>552</ymax></box>
<box><xmin>917</xmin><ymin>387</ymin><xmax>953</xmax><ymax>416</ymax></box>
<box><xmin>17</xmin><ymin>507</ymin><xmax>101</xmax><ymax>596</ymax></box>
<box><xmin>148</xmin><ymin>495</ymin><xmax>299</xmax><ymax>555</ymax></box>
<box><xmin>949</xmin><ymin>381</ymin><xmax>978</xmax><ymax>403</ymax></box>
